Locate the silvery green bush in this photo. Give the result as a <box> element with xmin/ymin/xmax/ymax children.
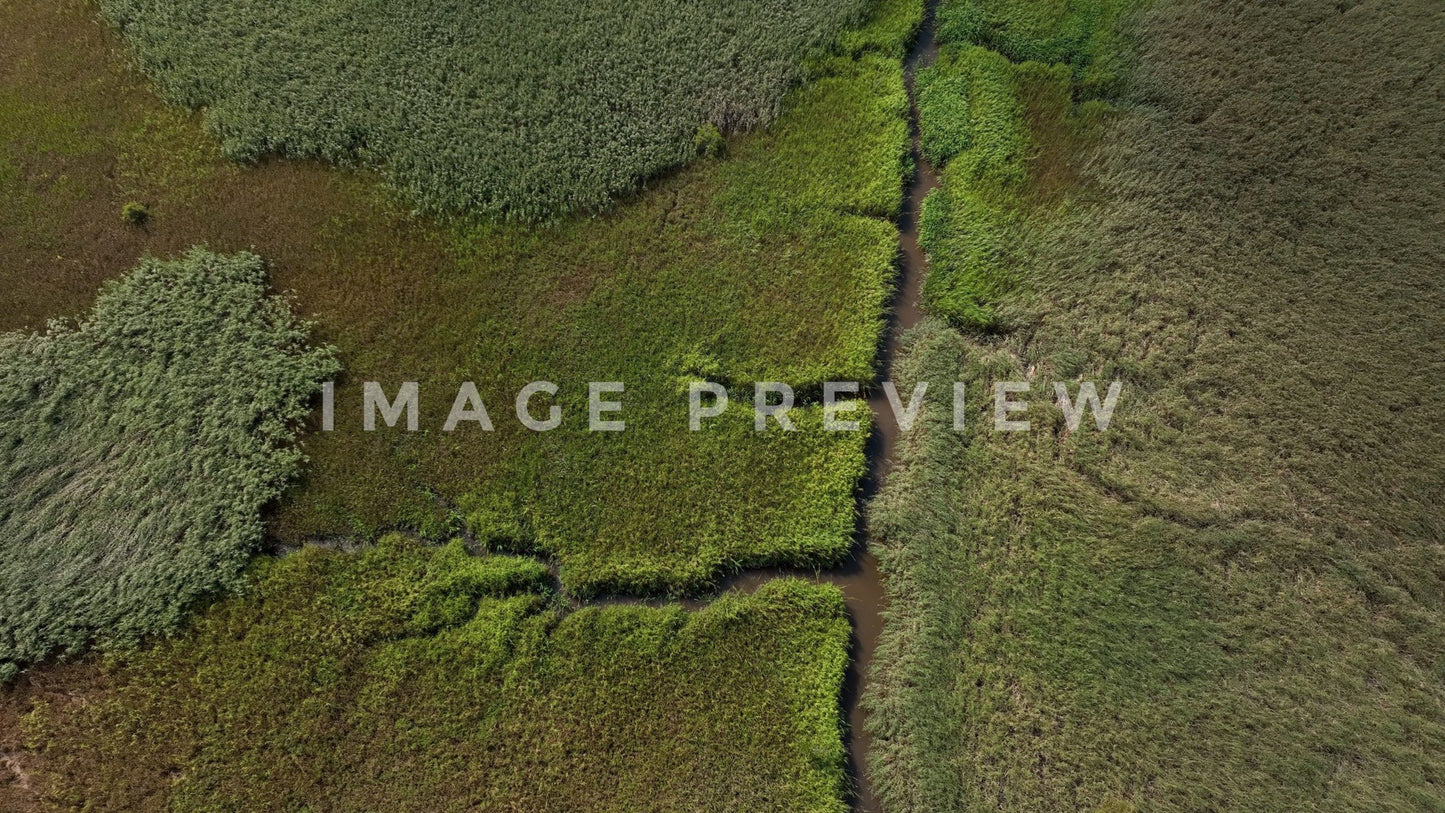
<box><xmin>0</xmin><ymin>249</ymin><xmax>336</xmax><ymax>680</ymax></box>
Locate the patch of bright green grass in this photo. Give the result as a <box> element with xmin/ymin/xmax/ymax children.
<box><xmin>914</xmin><ymin>46</ymin><xmax>1074</xmax><ymax>329</ymax></box>
<box><xmin>25</xmin><ymin>535</ymin><xmax>852</xmax><ymax>812</ymax></box>
<box><xmin>912</xmin><ymin>0</ymin><xmax>1132</xmax><ymax>331</ymax></box>
<box><xmin>0</xmin><ymin>249</ymin><xmax>336</xmax><ymax>680</ymax></box>
<box><xmin>831</xmin><ymin>0</ymin><xmax>927</xmax><ymax>62</ymax></box>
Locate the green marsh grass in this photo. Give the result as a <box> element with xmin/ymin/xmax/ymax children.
<box><xmin>0</xmin><ymin>0</ymin><xmax>920</xmax><ymax>597</ymax></box>
<box><xmin>25</xmin><ymin>536</ymin><xmax>852</xmax><ymax>812</ymax></box>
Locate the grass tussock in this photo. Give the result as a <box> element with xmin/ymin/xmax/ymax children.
<box><xmin>915</xmin><ymin>47</ymin><xmax>1073</xmax><ymax>329</ymax></box>
<box><xmin>24</xmin><ymin>536</ymin><xmax>851</xmax><ymax>813</ymax></box>
<box><xmin>0</xmin><ymin>249</ymin><xmax>336</xmax><ymax>681</ymax></box>
<box><xmin>868</xmin><ymin>0</ymin><xmax>1445</xmax><ymax>809</ymax></box>
<box><xmin>914</xmin><ymin>0</ymin><xmax>1136</xmax><ymax>331</ymax></box>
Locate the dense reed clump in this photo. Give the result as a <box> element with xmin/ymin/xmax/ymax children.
<box><xmin>0</xmin><ymin>249</ymin><xmax>335</xmax><ymax>680</ymax></box>
<box><xmin>936</xmin><ymin>0</ymin><xmax>1138</xmax><ymax>95</ymax></box>
<box><xmin>98</xmin><ymin>0</ymin><xmax>874</xmax><ymax>220</ymax></box>
<box><xmin>24</xmin><ymin>536</ymin><xmax>851</xmax><ymax>812</ymax></box>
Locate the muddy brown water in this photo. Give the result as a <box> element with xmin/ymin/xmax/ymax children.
<box><xmin>813</xmin><ymin>9</ymin><xmax>941</xmax><ymax>809</ymax></box>
<box><xmin>652</xmin><ymin>9</ymin><xmax>942</xmax><ymax>810</ymax></box>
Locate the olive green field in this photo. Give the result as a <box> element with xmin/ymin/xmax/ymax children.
<box><xmin>867</xmin><ymin>0</ymin><xmax>1445</xmax><ymax>810</ymax></box>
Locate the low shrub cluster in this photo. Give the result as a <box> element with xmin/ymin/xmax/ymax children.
<box><xmin>98</xmin><ymin>0</ymin><xmax>875</xmax><ymax>220</ymax></box>
<box><xmin>25</xmin><ymin>536</ymin><xmax>852</xmax><ymax>812</ymax></box>
<box><xmin>0</xmin><ymin>249</ymin><xmax>335</xmax><ymax>680</ymax></box>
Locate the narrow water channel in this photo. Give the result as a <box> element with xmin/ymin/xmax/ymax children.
<box><xmin>820</xmin><ymin>5</ymin><xmax>942</xmax><ymax>807</ymax></box>
<box><xmin>680</xmin><ymin>6</ymin><xmax>941</xmax><ymax>809</ymax></box>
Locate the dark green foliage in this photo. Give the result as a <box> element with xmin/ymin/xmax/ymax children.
<box><xmin>118</xmin><ymin>200</ymin><xmax>146</xmax><ymax>225</ymax></box>
<box><xmin>868</xmin><ymin>0</ymin><xmax>1445</xmax><ymax>808</ymax></box>
<box><xmin>915</xmin><ymin>47</ymin><xmax>1073</xmax><ymax>329</ymax></box>
<box><xmin>97</xmin><ymin>0</ymin><xmax>875</xmax><ymax>220</ymax></box>
<box><xmin>25</xmin><ymin>536</ymin><xmax>851</xmax><ymax>812</ymax></box>
<box><xmin>0</xmin><ymin>249</ymin><xmax>336</xmax><ymax>680</ymax></box>
<box><xmin>936</xmin><ymin>0</ymin><xmax>1140</xmax><ymax>96</ymax></box>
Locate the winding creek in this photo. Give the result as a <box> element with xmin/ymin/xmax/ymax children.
<box><xmin>808</xmin><ymin>6</ymin><xmax>942</xmax><ymax>807</ymax></box>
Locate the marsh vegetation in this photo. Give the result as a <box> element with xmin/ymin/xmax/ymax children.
<box><xmin>99</xmin><ymin>0</ymin><xmax>876</xmax><ymax>220</ymax></box>
<box><xmin>868</xmin><ymin>0</ymin><xmax>1445</xmax><ymax>809</ymax></box>
<box><xmin>24</xmin><ymin>537</ymin><xmax>852</xmax><ymax>811</ymax></box>
<box><xmin>0</xmin><ymin>250</ymin><xmax>334</xmax><ymax>680</ymax></box>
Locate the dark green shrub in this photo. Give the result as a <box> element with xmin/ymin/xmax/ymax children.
<box><xmin>693</xmin><ymin>122</ymin><xmax>727</xmax><ymax>159</ymax></box>
<box><xmin>120</xmin><ymin>200</ymin><xmax>148</xmax><ymax>225</ymax></box>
